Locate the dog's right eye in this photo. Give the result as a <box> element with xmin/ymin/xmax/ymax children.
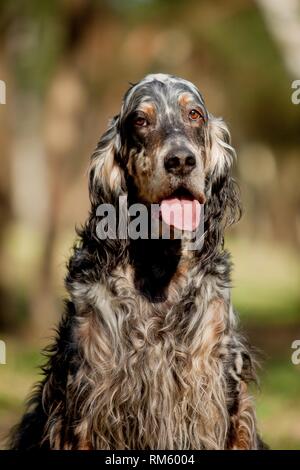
<box><xmin>134</xmin><ymin>117</ymin><xmax>148</xmax><ymax>127</ymax></box>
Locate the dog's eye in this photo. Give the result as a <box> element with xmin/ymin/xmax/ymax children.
<box><xmin>189</xmin><ymin>109</ymin><xmax>202</xmax><ymax>121</ymax></box>
<box><xmin>134</xmin><ymin>117</ymin><xmax>148</xmax><ymax>127</ymax></box>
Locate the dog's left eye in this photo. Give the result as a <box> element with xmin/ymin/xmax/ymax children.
<box><xmin>134</xmin><ymin>117</ymin><xmax>148</xmax><ymax>127</ymax></box>
<box><xmin>189</xmin><ymin>109</ymin><xmax>202</xmax><ymax>121</ymax></box>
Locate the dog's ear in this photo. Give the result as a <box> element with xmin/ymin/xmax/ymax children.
<box><xmin>203</xmin><ymin>115</ymin><xmax>241</xmax><ymax>257</ymax></box>
<box><xmin>207</xmin><ymin>115</ymin><xmax>236</xmax><ymax>177</ymax></box>
<box><xmin>88</xmin><ymin>115</ymin><xmax>125</xmax><ymax>204</ymax></box>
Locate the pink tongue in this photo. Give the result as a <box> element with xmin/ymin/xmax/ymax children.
<box><xmin>160</xmin><ymin>198</ymin><xmax>201</xmax><ymax>232</ymax></box>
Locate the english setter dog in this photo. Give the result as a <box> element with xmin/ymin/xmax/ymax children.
<box><xmin>11</xmin><ymin>73</ymin><xmax>266</xmax><ymax>450</ymax></box>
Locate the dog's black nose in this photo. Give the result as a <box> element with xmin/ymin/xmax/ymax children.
<box><xmin>164</xmin><ymin>151</ymin><xmax>196</xmax><ymax>176</ymax></box>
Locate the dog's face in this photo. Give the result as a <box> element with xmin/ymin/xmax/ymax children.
<box><xmin>90</xmin><ymin>74</ymin><xmax>239</xmax><ymax>235</ymax></box>
<box><xmin>120</xmin><ymin>74</ymin><xmax>208</xmax><ymax>206</ymax></box>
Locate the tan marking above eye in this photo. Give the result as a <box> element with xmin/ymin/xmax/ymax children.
<box><xmin>178</xmin><ymin>92</ymin><xmax>193</xmax><ymax>106</ymax></box>
<box><xmin>138</xmin><ymin>102</ymin><xmax>156</xmax><ymax>121</ymax></box>
<box><xmin>139</xmin><ymin>102</ymin><xmax>155</xmax><ymax>113</ymax></box>
<box><xmin>179</xmin><ymin>94</ymin><xmax>204</xmax><ymax>122</ymax></box>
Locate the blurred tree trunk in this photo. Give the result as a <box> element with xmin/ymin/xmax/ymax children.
<box><xmin>256</xmin><ymin>0</ymin><xmax>300</xmax><ymax>77</ymax></box>
<box><xmin>29</xmin><ymin>67</ymin><xmax>87</xmax><ymax>337</ymax></box>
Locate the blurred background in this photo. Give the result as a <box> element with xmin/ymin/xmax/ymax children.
<box><xmin>0</xmin><ymin>0</ymin><xmax>299</xmax><ymax>449</ymax></box>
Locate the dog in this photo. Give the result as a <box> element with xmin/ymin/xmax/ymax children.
<box><xmin>10</xmin><ymin>73</ymin><xmax>266</xmax><ymax>450</ymax></box>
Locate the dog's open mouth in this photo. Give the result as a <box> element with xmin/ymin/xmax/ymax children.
<box><xmin>160</xmin><ymin>188</ymin><xmax>203</xmax><ymax>232</ymax></box>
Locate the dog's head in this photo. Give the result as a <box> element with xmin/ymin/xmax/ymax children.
<box><xmin>89</xmin><ymin>74</ymin><xmax>240</xmax><ymax>246</ymax></box>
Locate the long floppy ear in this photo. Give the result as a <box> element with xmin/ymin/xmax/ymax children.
<box><xmin>202</xmin><ymin>115</ymin><xmax>241</xmax><ymax>261</ymax></box>
<box><xmin>207</xmin><ymin>115</ymin><xmax>236</xmax><ymax>177</ymax></box>
<box><xmin>88</xmin><ymin>115</ymin><xmax>126</xmax><ymax>205</ymax></box>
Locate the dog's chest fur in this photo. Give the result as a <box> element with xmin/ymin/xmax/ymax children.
<box><xmin>65</xmin><ymin>255</ymin><xmax>241</xmax><ymax>449</ymax></box>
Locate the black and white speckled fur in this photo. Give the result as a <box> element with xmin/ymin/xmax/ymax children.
<box><xmin>10</xmin><ymin>74</ymin><xmax>267</xmax><ymax>450</ymax></box>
